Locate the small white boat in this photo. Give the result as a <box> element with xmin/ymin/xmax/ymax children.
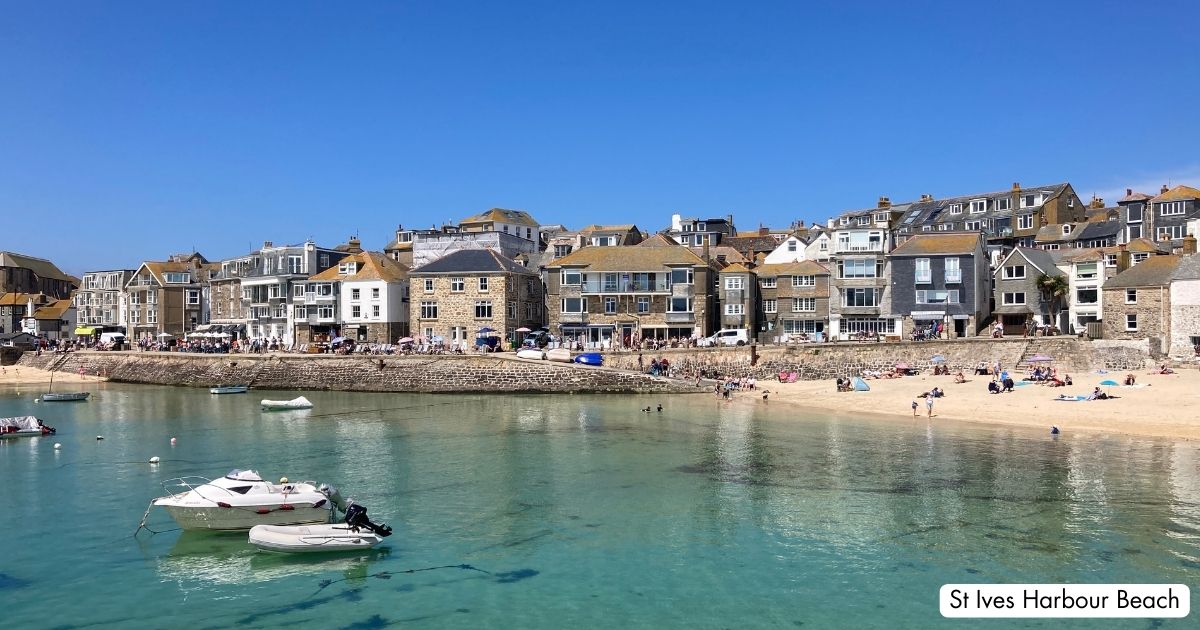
<box><xmin>211</xmin><ymin>385</ymin><xmax>248</xmax><ymax>394</ymax></box>
<box><xmin>249</xmin><ymin>524</ymin><xmax>386</xmax><ymax>553</ymax></box>
<box><xmin>151</xmin><ymin>469</ymin><xmax>336</xmax><ymax>531</ymax></box>
<box><xmin>0</xmin><ymin>416</ymin><xmax>56</xmax><ymax>439</ymax></box>
<box><xmin>248</xmin><ymin>504</ymin><xmax>392</xmax><ymax>553</ymax></box>
<box><xmin>41</xmin><ymin>392</ymin><xmax>90</xmax><ymax>402</ymax></box>
<box><xmin>261</xmin><ymin>396</ymin><xmax>312</xmax><ymax>410</ymax></box>
<box><xmin>516</xmin><ymin>349</ymin><xmax>544</xmax><ymax>360</ymax></box>
<box><xmin>546</xmin><ymin>348</ymin><xmax>572</xmax><ymax>363</ymax></box>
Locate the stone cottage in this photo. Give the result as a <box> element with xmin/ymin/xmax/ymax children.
<box><xmin>408</xmin><ymin>250</ymin><xmax>542</xmax><ymax>349</ymax></box>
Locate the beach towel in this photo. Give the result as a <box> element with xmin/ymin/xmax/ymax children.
<box><xmin>1014</xmin><ymin>381</ymin><xmax>1032</xmax><ymax>387</ymax></box>
<box><xmin>851</xmin><ymin>376</ymin><xmax>870</xmax><ymax>392</ymax></box>
<box><xmin>1053</xmin><ymin>395</ymin><xmax>1090</xmax><ymax>402</ymax></box>
<box><xmin>1099</xmin><ymin>379</ymin><xmax>1119</xmax><ymax>386</ymax></box>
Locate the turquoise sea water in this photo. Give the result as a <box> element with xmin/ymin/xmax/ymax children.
<box><xmin>1</xmin><ymin>383</ymin><xmax>1197</xmax><ymax>629</ymax></box>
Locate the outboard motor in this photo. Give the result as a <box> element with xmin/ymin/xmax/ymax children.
<box><xmin>343</xmin><ymin>503</ymin><xmax>392</xmax><ymax>537</ymax></box>
<box><xmin>319</xmin><ymin>484</ymin><xmax>350</xmax><ymax>513</ymax></box>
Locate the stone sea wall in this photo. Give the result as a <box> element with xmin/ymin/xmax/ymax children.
<box><xmin>601</xmin><ymin>337</ymin><xmax>1153</xmax><ymax>380</ymax></box>
<box><xmin>15</xmin><ymin>352</ymin><xmax>703</xmax><ymax>394</ymax></box>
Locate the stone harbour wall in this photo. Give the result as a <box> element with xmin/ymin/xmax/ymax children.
<box><xmin>16</xmin><ymin>352</ymin><xmax>704</xmax><ymax>394</ymax></box>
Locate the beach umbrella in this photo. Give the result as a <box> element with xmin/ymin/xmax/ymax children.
<box><xmin>213</xmin><ymin>332</ymin><xmax>230</xmax><ymax>338</ymax></box>
<box><xmin>930</xmin><ymin>354</ymin><xmax>946</xmax><ymax>364</ymax></box>
<box><xmin>515</xmin><ymin>327</ymin><xmax>532</xmax><ymax>332</ymax></box>
<box><xmin>431</xmin><ymin>335</ymin><xmax>445</xmax><ymax>343</ymax></box>
<box><xmin>157</xmin><ymin>332</ymin><xmax>173</xmax><ymax>338</ymax></box>
<box><xmin>478</xmin><ymin>327</ymin><xmax>495</xmax><ymax>333</ymax></box>
<box><xmin>1027</xmin><ymin>354</ymin><xmax>1053</xmax><ymax>362</ymax></box>
<box><xmin>398</xmin><ymin>336</ymin><xmax>414</xmax><ymax>343</ymax></box>
<box><xmin>1099</xmin><ymin>379</ymin><xmax>1119</xmax><ymax>386</ymax></box>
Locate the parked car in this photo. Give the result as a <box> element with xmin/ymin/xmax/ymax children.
<box><xmin>701</xmin><ymin>328</ymin><xmax>749</xmax><ymax>347</ymax></box>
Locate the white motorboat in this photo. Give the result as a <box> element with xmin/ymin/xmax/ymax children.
<box><xmin>261</xmin><ymin>396</ymin><xmax>312</xmax><ymax>410</ymax></box>
<box><xmin>546</xmin><ymin>348</ymin><xmax>572</xmax><ymax>363</ymax></box>
<box><xmin>248</xmin><ymin>504</ymin><xmax>392</xmax><ymax>553</ymax></box>
<box><xmin>516</xmin><ymin>349</ymin><xmax>544</xmax><ymax>360</ymax></box>
<box><xmin>151</xmin><ymin>469</ymin><xmax>338</xmax><ymax>531</ymax></box>
<box><xmin>41</xmin><ymin>392</ymin><xmax>89</xmax><ymax>402</ymax></box>
<box><xmin>0</xmin><ymin>416</ymin><xmax>56</xmax><ymax>439</ymax></box>
<box><xmin>210</xmin><ymin>385</ymin><xmax>249</xmax><ymax>394</ymax></box>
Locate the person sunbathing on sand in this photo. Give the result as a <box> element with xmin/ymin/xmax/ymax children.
<box><xmin>954</xmin><ymin>371</ymin><xmax>966</xmax><ymax>384</ymax></box>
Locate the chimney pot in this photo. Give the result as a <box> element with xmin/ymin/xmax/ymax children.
<box><xmin>263</xmin><ymin>241</ymin><xmax>273</xmax><ymax>249</ymax></box>
<box><xmin>759</xmin><ymin>226</ymin><xmax>769</xmax><ymax>236</ymax></box>
<box><xmin>1183</xmin><ymin>233</ymin><xmax>1197</xmax><ymax>255</ymax></box>
<box><xmin>1161</xmin><ymin>184</ymin><xmax>1170</xmax><ymax>194</ymax></box>
<box><xmin>1012</xmin><ymin>182</ymin><xmax>1021</xmax><ymax>191</ymax></box>
<box><xmin>1126</xmin><ymin>188</ymin><xmax>1132</xmax><ymax>197</ymax></box>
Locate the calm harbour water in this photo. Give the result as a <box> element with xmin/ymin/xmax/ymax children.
<box><xmin>1</xmin><ymin>382</ymin><xmax>1197</xmax><ymax>629</ymax></box>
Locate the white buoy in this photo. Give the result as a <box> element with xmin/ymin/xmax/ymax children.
<box><xmin>34</xmin><ymin>399</ymin><xmax>40</xmax><ymax>403</ymax></box>
<box><xmin>279</xmin><ymin>477</ymin><xmax>289</xmax><ymax>484</ymax></box>
<box><xmin>54</xmin><ymin>443</ymin><xmax>62</xmax><ymax>449</ymax></box>
<box><xmin>149</xmin><ymin>456</ymin><xmax>161</xmax><ymax>464</ymax></box>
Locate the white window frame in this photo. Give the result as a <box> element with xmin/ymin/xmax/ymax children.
<box><xmin>451</xmin><ymin>277</ymin><xmax>465</xmax><ymax>292</ymax></box>
<box><xmin>1003</xmin><ymin>264</ymin><xmax>1026</xmax><ymax>280</ymax></box>
<box><xmin>948</xmin><ymin>203</ymin><xmax>963</xmax><ymax>214</ymax></box>
<box><xmin>725</xmin><ymin>277</ymin><xmax>744</xmax><ymax>290</ymax></box>
<box><xmin>724</xmin><ymin>304</ymin><xmax>744</xmax><ymax>315</ymax></box>
<box><xmin>1017</xmin><ymin>215</ymin><xmax>1034</xmax><ymax>230</ymax></box>
<box><xmin>792</xmin><ymin>275</ymin><xmax>815</xmax><ymax>287</ymax></box>
<box><xmin>760</xmin><ymin>277</ymin><xmax>777</xmax><ymax>288</ymax></box>
<box><xmin>1159</xmin><ymin>201</ymin><xmax>1185</xmax><ymax>216</ymax></box>
<box><xmin>1002</xmin><ymin>292</ymin><xmax>1025</xmax><ymax>305</ymax></box>
<box><xmin>793</xmin><ymin>297</ymin><xmax>816</xmax><ymax>312</ymax></box>
<box><xmin>479</xmin><ymin>277</ymin><xmax>489</xmax><ymax>292</ymax></box>
<box><xmin>763</xmin><ymin>299</ymin><xmax>777</xmax><ymax>314</ymax></box>
<box><xmin>1126</xmin><ymin>313</ymin><xmax>1138</xmax><ymax>331</ymax></box>
<box><xmin>969</xmin><ymin>199</ymin><xmax>986</xmax><ymax>214</ymax></box>
<box><xmin>1125</xmin><ymin>289</ymin><xmax>1137</xmax><ymax>304</ymax></box>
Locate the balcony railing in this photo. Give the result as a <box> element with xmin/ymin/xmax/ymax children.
<box><xmin>835</xmin><ymin>243</ymin><xmax>884</xmax><ymax>253</ymax></box>
<box><xmin>576</xmin><ymin>278</ymin><xmax>670</xmax><ymax>293</ymax></box>
<box><xmin>915</xmin><ymin>271</ymin><xmax>931</xmax><ymax>283</ymax></box>
<box><xmin>944</xmin><ymin>270</ymin><xmax>962</xmax><ymax>283</ymax></box>
<box><xmin>665</xmin><ymin>311</ymin><xmax>695</xmax><ymax>323</ymax></box>
<box><xmin>559</xmin><ymin>312</ymin><xmax>588</xmax><ymax>323</ymax></box>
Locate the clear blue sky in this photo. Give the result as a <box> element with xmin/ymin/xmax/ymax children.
<box><xmin>3</xmin><ymin>1</ymin><xmax>1198</xmax><ymax>275</ymax></box>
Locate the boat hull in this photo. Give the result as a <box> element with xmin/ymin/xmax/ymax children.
<box><xmin>261</xmin><ymin>396</ymin><xmax>313</xmax><ymax>410</ymax></box>
<box><xmin>516</xmin><ymin>349</ymin><xmax>544</xmax><ymax>360</ymax></box>
<box><xmin>160</xmin><ymin>504</ymin><xmax>330</xmax><ymax>531</ymax></box>
<box><xmin>41</xmin><ymin>393</ymin><xmax>89</xmax><ymax>402</ymax></box>
<box><xmin>573</xmin><ymin>353</ymin><xmax>603</xmax><ymax>366</ymax></box>
<box><xmin>210</xmin><ymin>386</ymin><xmax>248</xmax><ymax>394</ymax></box>
<box><xmin>249</xmin><ymin>524</ymin><xmax>385</xmax><ymax>553</ymax></box>
<box><xmin>546</xmin><ymin>348</ymin><xmax>572</xmax><ymax>363</ymax></box>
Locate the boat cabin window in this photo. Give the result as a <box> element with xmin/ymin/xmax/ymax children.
<box><xmin>228</xmin><ymin>486</ymin><xmax>253</xmax><ymax>494</ymax></box>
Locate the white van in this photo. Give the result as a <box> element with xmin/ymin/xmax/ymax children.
<box><xmin>99</xmin><ymin>332</ymin><xmax>126</xmax><ymax>345</ymax></box>
<box><xmin>704</xmin><ymin>328</ymin><xmax>749</xmax><ymax>347</ymax></box>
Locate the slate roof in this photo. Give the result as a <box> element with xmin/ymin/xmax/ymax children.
<box><xmin>1170</xmin><ymin>254</ymin><xmax>1200</xmax><ymax>281</ymax></box>
<box><xmin>550</xmin><ymin>245</ymin><xmax>709</xmax><ymax>271</ymax></box>
<box><xmin>755</xmin><ymin>260</ymin><xmax>830</xmax><ymax>277</ymax></box>
<box><xmin>999</xmin><ymin>247</ymin><xmax>1064</xmax><ymax>277</ymax></box>
<box><xmin>1150</xmin><ymin>185</ymin><xmax>1200</xmax><ymax>203</ymax></box>
<box><xmin>689</xmin><ymin>246</ymin><xmax>748</xmax><ymax>265</ymax></box>
<box><xmin>309</xmin><ymin>252</ymin><xmax>408</xmax><ymax>282</ymax></box>
<box><xmin>719</xmin><ymin>263</ymin><xmax>753</xmax><ymax>274</ymax></box>
<box><xmin>410</xmin><ymin>249</ymin><xmax>535</xmax><ymax>275</ymax></box>
<box><xmin>0</xmin><ymin>251</ymin><xmax>73</xmax><ymax>282</ymax></box>
<box><xmin>1119</xmin><ymin>190</ymin><xmax>1154</xmax><ymax>203</ymax></box>
<box><xmin>723</xmin><ymin>235</ymin><xmax>781</xmax><ymax>258</ymax></box>
<box><xmin>460</xmin><ymin>208</ymin><xmax>540</xmax><ymax>227</ymax></box>
<box><xmin>1103</xmin><ymin>255</ymin><xmax>1182</xmax><ymax>288</ymax></box>
<box><xmin>637</xmin><ymin>233</ymin><xmax>680</xmax><ymax>247</ymax></box>
<box><xmin>888</xmin><ymin>233</ymin><xmax>981</xmax><ymax>256</ymax></box>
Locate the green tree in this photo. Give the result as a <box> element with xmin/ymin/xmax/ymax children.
<box><xmin>1036</xmin><ymin>273</ymin><xmax>1070</xmax><ymax>332</ymax></box>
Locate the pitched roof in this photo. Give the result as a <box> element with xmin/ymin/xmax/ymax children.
<box><xmin>1150</xmin><ymin>185</ymin><xmax>1200</xmax><ymax>203</ymax></box>
<box><xmin>689</xmin><ymin>246</ymin><xmax>747</xmax><ymax>265</ymax></box>
<box><xmin>1171</xmin><ymin>254</ymin><xmax>1200</xmax><ymax>281</ymax></box>
<box><xmin>637</xmin><ymin>233</ymin><xmax>679</xmax><ymax>247</ymax></box>
<box><xmin>0</xmin><ymin>251</ymin><xmax>73</xmax><ymax>282</ymax></box>
<box><xmin>722</xmin><ymin>235</ymin><xmax>781</xmax><ymax>257</ymax></box>
<box><xmin>1104</xmin><ymin>255</ymin><xmax>1182</xmax><ymax>288</ymax></box>
<box><xmin>1126</xmin><ymin>237</ymin><xmax>1171</xmax><ymax>253</ymax></box>
<box><xmin>1058</xmin><ymin>248</ymin><xmax>1105</xmax><ymax>263</ymax></box>
<box><xmin>889</xmin><ymin>233</ymin><xmax>981</xmax><ymax>256</ymax></box>
<box><xmin>755</xmin><ymin>260</ymin><xmax>830</xmax><ymax>277</ymax></box>
<box><xmin>0</xmin><ymin>292</ymin><xmax>44</xmax><ymax>306</ymax></box>
<box><xmin>410</xmin><ymin>249</ymin><xmax>534</xmax><ymax>275</ymax></box>
<box><xmin>460</xmin><ymin>208</ymin><xmax>539</xmax><ymax>227</ymax></box>
<box><xmin>999</xmin><ymin>247</ymin><xmax>1063</xmax><ymax>277</ymax></box>
<box><xmin>1119</xmin><ymin>190</ymin><xmax>1154</xmax><ymax>203</ymax></box>
<box><xmin>549</xmin><ymin>245</ymin><xmax>708</xmax><ymax>271</ymax></box>
<box><xmin>578</xmin><ymin>224</ymin><xmax>636</xmax><ymax>234</ymax></box>
<box><xmin>719</xmin><ymin>263</ymin><xmax>753</xmax><ymax>273</ymax></box>
<box><xmin>139</xmin><ymin>261</ymin><xmax>197</xmax><ymax>285</ymax></box>
<box><xmin>33</xmin><ymin>298</ymin><xmax>72</xmax><ymax>320</ymax></box>
<box><xmin>309</xmin><ymin>252</ymin><xmax>408</xmax><ymax>282</ymax></box>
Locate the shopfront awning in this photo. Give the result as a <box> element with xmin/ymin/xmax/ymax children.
<box><xmin>73</xmin><ymin>326</ymin><xmax>97</xmax><ymax>336</ymax></box>
<box><xmin>992</xmin><ymin>305</ymin><xmax>1033</xmax><ymax>315</ymax></box>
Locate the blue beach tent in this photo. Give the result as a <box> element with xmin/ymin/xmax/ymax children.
<box><xmin>851</xmin><ymin>376</ymin><xmax>871</xmax><ymax>391</ymax></box>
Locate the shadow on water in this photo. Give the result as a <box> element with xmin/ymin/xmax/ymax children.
<box><xmin>0</xmin><ymin>571</ymin><xmax>31</xmax><ymax>589</ymax></box>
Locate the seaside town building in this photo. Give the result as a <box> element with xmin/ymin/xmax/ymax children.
<box><xmin>0</xmin><ymin>251</ymin><xmax>76</xmax><ymax>300</ymax></box>
<box><xmin>826</xmin><ymin>201</ymin><xmax>900</xmax><ymax>340</ymax></box>
<box><xmin>124</xmin><ymin>253</ymin><xmax>213</xmax><ymax>340</ymax></box>
<box><xmin>762</xmin><ymin>228</ymin><xmax>830</xmax><ymax>264</ymax></box>
<box><xmin>886</xmin><ymin>233</ymin><xmax>990</xmax><ymax>339</ymax></box>
<box><xmin>663</xmin><ymin>214</ymin><xmax>737</xmax><ymax>247</ymax></box>
<box><xmin>754</xmin><ymin>260</ymin><xmax>831</xmax><ymax>341</ymax></box>
<box><xmin>717</xmin><ymin>263</ymin><xmax>757</xmax><ymax>333</ymax></box>
<box><xmin>1101</xmin><ymin>252</ymin><xmax>1184</xmax><ymax>350</ymax></box>
<box><xmin>545</xmin><ymin>245</ymin><xmax>716</xmax><ymax>346</ymax></box>
<box><xmin>296</xmin><ymin>246</ymin><xmax>410</xmax><ymax>345</ymax></box>
<box><xmin>0</xmin><ymin>293</ymin><xmax>75</xmax><ymax>340</ymax></box>
<box><xmin>1058</xmin><ymin>249</ymin><xmax>1120</xmax><ymax>337</ymax></box>
<box><xmin>991</xmin><ymin>247</ymin><xmax>1066</xmax><ymax>335</ymax></box>
<box><xmin>1167</xmin><ymin>245</ymin><xmax>1200</xmax><ymax>358</ymax></box>
<box><xmin>73</xmin><ymin>269</ymin><xmax>136</xmax><ymax>337</ymax></box>
<box><xmin>410</xmin><ymin>211</ymin><xmax>541</xmax><ymax>269</ymax></box>
<box><xmin>1149</xmin><ymin>185</ymin><xmax>1200</xmax><ymax>250</ymax></box>
<box><xmin>408</xmin><ymin>250</ymin><xmax>542</xmax><ymax>348</ymax></box>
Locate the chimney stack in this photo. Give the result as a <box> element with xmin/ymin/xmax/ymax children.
<box><xmin>347</xmin><ymin>236</ymin><xmax>363</xmax><ymax>254</ymax></box>
<box><xmin>1117</xmin><ymin>244</ymin><xmax>1131</xmax><ymax>272</ymax></box>
<box><xmin>1183</xmin><ymin>232</ymin><xmax>1197</xmax><ymax>255</ymax></box>
<box><xmin>1089</xmin><ymin>195</ymin><xmax>1104</xmax><ymax>209</ymax></box>
<box><xmin>1161</xmin><ymin>184</ymin><xmax>1170</xmax><ymax>194</ymax></box>
<box><xmin>1012</xmin><ymin>182</ymin><xmax>1021</xmax><ymax>191</ymax></box>
<box><xmin>263</xmin><ymin>241</ymin><xmax>273</xmax><ymax>249</ymax></box>
<box><xmin>877</xmin><ymin>196</ymin><xmax>891</xmax><ymax>209</ymax></box>
<box><xmin>1126</xmin><ymin>188</ymin><xmax>1132</xmax><ymax>197</ymax></box>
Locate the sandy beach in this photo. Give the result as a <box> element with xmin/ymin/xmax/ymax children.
<box><xmin>0</xmin><ymin>365</ymin><xmax>107</xmax><ymax>386</ymax></box>
<box><xmin>758</xmin><ymin>368</ymin><xmax>1200</xmax><ymax>441</ymax></box>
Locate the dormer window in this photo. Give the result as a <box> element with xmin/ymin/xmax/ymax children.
<box><xmin>338</xmin><ymin>262</ymin><xmax>358</xmax><ymax>274</ymax></box>
<box><xmin>1022</xmin><ymin>194</ymin><xmax>1039</xmax><ymax>208</ymax></box>
<box><xmin>1062</xmin><ymin>225</ymin><xmax>1072</xmax><ymax>235</ymax></box>
<box><xmin>969</xmin><ymin>200</ymin><xmax>986</xmax><ymax>214</ymax></box>
<box><xmin>697</xmin><ymin>223</ymin><xmax>707</xmax><ymax>231</ymax></box>
<box><xmin>948</xmin><ymin>203</ymin><xmax>963</xmax><ymax>214</ymax></box>
<box><xmin>840</xmin><ymin>218</ymin><xmax>849</xmax><ymax>226</ymax></box>
<box><xmin>874</xmin><ymin>213</ymin><xmax>888</xmax><ymax>223</ymax></box>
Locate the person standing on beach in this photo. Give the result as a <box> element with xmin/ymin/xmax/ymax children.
<box><xmin>925</xmin><ymin>395</ymin><xmax>934</xmax><ymax>418</ymax></box>
<box><xmin>911</xmin><ymin>400</ymin><xmax>918</xmax><ymax>417</ymax></box>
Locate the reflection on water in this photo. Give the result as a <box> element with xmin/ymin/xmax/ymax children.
<box><xmin>2</xmin><ymin>383</ymin><xmax>1199</xmax><ymax>628</ymax></box>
